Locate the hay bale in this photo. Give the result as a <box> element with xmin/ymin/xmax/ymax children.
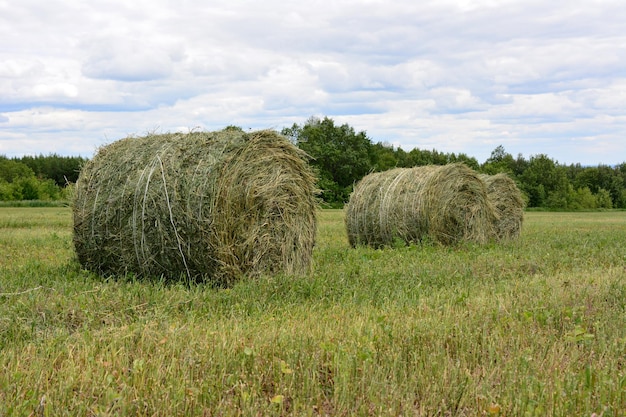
<box><xmin>479</xmin><ymin>173</ymin><xmax>524</xmax><ymax>240</ymax></box>
<box><xmin>345</xmin><ymin>163</ymin><xmax>497</xmax><ymax>248</ymax></box>
<box><xmin>73</xmin><ymin>129</ymin><xmax>317</xmax><ymax>285</ymax></box>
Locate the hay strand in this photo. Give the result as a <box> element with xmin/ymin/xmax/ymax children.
<box><xmin>345</xmin><ymin>163</ymin><xmax>497</xmax><ymax>248</ymax></box>
<box><xmin>73</xmin><ymin>129</ymin><xmax>317</xmax><ymax>285</ymax></box>
<box><xmin>479</xmin><ymin>173</ymin><xmax>524</xmax><ymax>240</ymax></box>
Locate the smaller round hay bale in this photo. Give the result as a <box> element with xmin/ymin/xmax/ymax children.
<box><xmin>479</xmin><ymin>173</ymin><xmax>524</xmax><ymax>240</ymax></box>
<box><xmin>345</xmin><ymin>163</ymin><xmax>497</xmax><ymax>248</ymax></box>
<box><xmin>72</xmin><ymin>129</ymin><xmax>317</xmax><ymax>286</ymax></box>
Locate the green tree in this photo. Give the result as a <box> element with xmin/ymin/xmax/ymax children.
<box><xmin>566</xmin><ymin>186</ymin><xmax>597</xmax><ymax>210</ymax></box>
<box><xmin>16</xmin><ymin>154</ymin><xmax>86</xmax><ymax>186</ymax></box>
<box><xmin>0</xmin><ymin>156</ymin><xmax>66</xmax><ymax>201</ymax></box>
<box><xmin>369</xmin><ymin>142</ymin><xmax>398</xmax><ymax>171</ymax></box>
<box><xmin>481</xmin><ymin>145</ymin><xmax>516</xmax><ymax>175</ymax></box>
<box><xmin>282</xmin><ymin>117</ymin><xmax>373</xmax><ymax>204</ymax></box>
<box><xmin>449</xmin><ymin>153</ymin><xmax>480</xmax><ymax>170</ymax></box>
<box><xmin>0</xmin><ymin>157</ymin><xmax>35</xmax><ymax>183</ymax></box>
<box><xmin>16</xmin><ymin>177</ymin><xmax>41</xmax><ymax>200</ymax></box>
<box><xmin>37</xmin><ymin>178</ymin><xmax>62</xmax><ymax>200</ymax></box>
<box><xmin>570</xmin><ymin>164</ymin><xmax>624</xmax><ymax>208</ymax></box>
<box><xmin>596</xmin><ymin>188</ymin><xmax>613</xmax><ymax>209</ymax></box>
<box><xmin>519</xmin><ymin>154</ymin><xmax>569</xmax><ymax>208</ymax></box>
<box><xmin>0</xmin><ymin>180</ymin><xmax>14</xmax><ymax>200</ymax></box>
<box><xmin>404</xmin><ymin>148</ymin><xmax>448</xmax><ymax>166</ymax></box>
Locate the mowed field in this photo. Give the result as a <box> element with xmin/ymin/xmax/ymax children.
<box><xmin>0</xmin><ymin>207</ymin><xmax>625</xmax><ymax>416</ymax></box>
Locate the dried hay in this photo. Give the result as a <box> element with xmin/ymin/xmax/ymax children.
<box><xmin>345</xmin><ymin>163</ymin><xmax>497</xmax><ymax>248</ymax></box>
<box><xmin>479</xmin><ymin>173</ymin><xmax>524</xmax><ymax>240</ymax></box>
<box><xmin>73</xmin><ymin>129</ymin><xmax>317</xmax><ymax>286</ymax></box>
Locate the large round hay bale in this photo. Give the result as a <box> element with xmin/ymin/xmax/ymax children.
<box><xmin>479</xmin><ymin>173</ymin><xmax>524</xmax><ymax>240</ymax></box>
<box><xmin>345</xmin><ymin>163</ymin><xmax>497</xmax><ymax>248</ymax></box>
<box><xmin>73</xmin><ymin>129</ymin><xmax>317</xmax><ymax>286</ymax></box>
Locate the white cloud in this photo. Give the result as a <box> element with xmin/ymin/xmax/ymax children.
<box><xmin>80</xmin><ymin>35</ymin><xmax>176</xmax><ymax>82</ymax></box>
<box><xmin>0</xmin><ymin>59</ymin><xmax>45</xmax><ymax>78</ymax></box>
<box><xmin>31</xmin><ymin>83</ymin><xmax>79</xmax><ymax>99</ymax></box>
<box><xmin>0</xmin><ymin>0</ymin><xmax>625</xmax><ymax>165</ymax></box>
<box><xmin>429</xmin><ymin>87</ymin><xmax>485</xmax><ymax>113</ymax></box>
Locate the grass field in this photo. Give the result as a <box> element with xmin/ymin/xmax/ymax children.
<box><xmin>0</xmin><ymin>207</ymin><xmax>625</xmax><ymax>416</ymax></box>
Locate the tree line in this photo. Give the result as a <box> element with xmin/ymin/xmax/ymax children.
<box><xmin>0</xmin><ymin>154</ymin><xmax>85</xmax><ymax>201</ymax></box>
<box><xmin>1</xmin><ymin>118</ymin><xmax>625</xmax><ymax>209</ymax></box>
<box><xmin>282</xmin><ymin>117</ymin><xmax>626</xmax><ymax>209</ymax></box>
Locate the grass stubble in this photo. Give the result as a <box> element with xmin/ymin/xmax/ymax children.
<box><xmin>0</xmin><ymin>208</ymin><xmax>625</xmax><ymax>416</ymax></box>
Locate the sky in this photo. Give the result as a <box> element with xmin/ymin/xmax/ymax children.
<box><xmin>1</xmin><ymin>0</ymin><xmax>625</xmax><ymax>166</ymax></box>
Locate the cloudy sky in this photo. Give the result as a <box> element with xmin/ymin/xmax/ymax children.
<box><xmin>1</xmin><ymin>0</ymin><xmax>625</xmax><ymax>165</ymax></box>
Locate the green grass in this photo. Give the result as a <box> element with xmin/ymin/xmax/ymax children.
<box><xmin>1</xmin><ymin>208</ymin><xmax>625</xmax><ymax>416</ymax></box>
<box><xmin>0</xmin><ymin>200</ymin><xmax>70</xmax><ymax>208</ymax></box>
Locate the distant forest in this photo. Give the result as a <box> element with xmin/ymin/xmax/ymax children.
<box><xmin>0</xmin><ymin>154</ymin><xmax>85</xmax><ymax>202</ymax></box>
<box><xmin>282</xmin><ymin>117</ymin><xmax>626</xmax><ymax>210</ymax></box>
<box><xmin>1</xmin><ymin>118</ymin><xmax>625</xmax><ymax>209</ymax></box>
